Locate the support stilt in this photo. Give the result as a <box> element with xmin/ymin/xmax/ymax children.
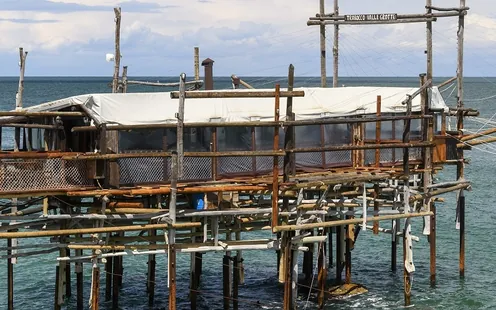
<box><xmin>147</xmin><ymin>229</ymin><xmax>157</xmax><ymax>306</ymax></box>
<box><xmin>317</xmin><ymin>237</ymin><xmax>327</xmax><ymax>309</ymax></box>
<box><xmin>91</xmin><ymin>266</ymin><xmax>100</xmax><ymax>310</ymax></box>
<box><xmin>54</xmin><ymin>265</ymin><xmax>61</xmax><ymax>310</ymax></box>
<box><xmin>105</xmin><ymin>252</ymin><xmax>113</xmax><ymax>301</ymax></box>
<box><xmin>303</xmin><ymin>231</ymin><xmax>313</xmax><ymax>280</ymax></box>
<box><xmin>112</xmin><ymin>256</ymin><xmax>120</xmax><ymax>310</ymax></box>
<box><xmin>430</xmin><ymin>203</ymin><xmax>436</xmax><ymax>286</ymax></box>
<box><xmin>7</xmin><ymin>237</ymin><xmax>13</xmax><ymax>310</ymax></box>
<box><xmin>169</xmin><ymin>244</ymin><xmax>177</xmax><ymax>310</ymax></box>
<box><xmin>223</xmin><ymin>255</ymin><xmax>230</xmax><ymax>310</ymax></box>
<box><xmin>345</xmin><ymin>223</ymin><xmax>352</xmax><ymax>284</ymax></box>
<box><xmin>233</xmin><ymin>254</ymin><xmax>240</xmax><ymax>310</ymax></box>
<box><xmin>75</xmin><ymin>234</ymin><xmax>84</xmax><ymax>310</ymax></box>
<box><xmin>335</xmin><ymin>225</ymin><xmax>342</xmax><ymax>283</ymax></box>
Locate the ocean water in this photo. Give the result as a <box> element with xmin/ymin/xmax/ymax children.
<box><xmin>0</xmin><ymin>76</ymin><xmax>495</xmax><ymax>309</ymax></box>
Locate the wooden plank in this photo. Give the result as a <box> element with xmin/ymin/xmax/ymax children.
<box><xmin>170</xmin><ymin>90</ymin><xmax>305</xmax><ymax>99</ymax></box>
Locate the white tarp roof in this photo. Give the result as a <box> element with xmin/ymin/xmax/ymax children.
<box><xmin>19</xmin><ymin>86</ymin><xmax>448</xmax><ymax>126</ymax></box>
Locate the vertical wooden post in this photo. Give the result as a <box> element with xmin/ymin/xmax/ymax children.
<box><xmin>122</xmin><ymin>66</ymin><xmax>128</xmax><ymax>93</ymax></box>
<box><xmin>319</xmin><ymin>0</ymin><xmax>327</xmax><ymax>87</ymax></box>
<box><xmin>169</xmin><ymin>152</ymin><xmax>178</xmax><ymax>310</ymax></box>
<box><xmin>194</xmin><ymin>47</ymin><xmax>200</xmax><ymax>81</ymax></box>
<box><xmin>317</xmin><ymin>239</ymin><xmax>327</xmax><ymax>309</ymax></box>
<box><xmin>345</xmin><ymin>222</ymin><xmax>352</xmax><ymax>284</ymax></box>
<box><xmin>332</xmin><ymin>0</ymin><xmax>339</xmax><ymax>87</ymax></box>
<box><xmin>272</xmin><ymin>84</ymin><xmax>280</xmax><ymax>229</ymax></box>
<box><xmin>457</xmin><ymin>0</ymin><xmax>466</xmax><ymax>279</ymax></box>
<box><xmin>403</xmin><ymin>228</ymin><xmax>411</xmax><ymax>306</ymax></box>
<box><xmin>283</xmin><ymin>64</ymin><xmax>295</xmax><ymax>210</ymax></box>
<box><xmin>54</xmin><ymin>265</ymin><xmax>61</xmax><ymax>310</ymax></box>
<box><xmin>328</xmin><ymin>227</ymin><xmax>333</xmax><ymax>268</ymax></box>
<box><xmin>303</xmin><ymin>230</ymin><xmax>314</xmax><ymax>281</ymax></box>
<box><xmin>223</xmin><ymin>255</ymin><xmax>230</xmax><ymax>310</ymax></box>
<box><xmin>177</xmin><ymin>73</ymin><xmax>186</xmax><ymax>178</ymax></box>
<box><xmin>112</xmin><ymin>7</ymin><xmax>121</xmax><ymax>93</ymax></box>
<box><xmin>391</xmin><ymin>218</ymin><xmax>399</xmax><ymax>272</ymax></box>
<box><xmin>75</xmin><ymin>234</ymin><xmax>84</xmax><ymax>310</ymax></box>
<box><xmin>233</xmin><ymin>254</ymin><xmax>240</xmax><ymax>310</ymax></box>
<box><xmin>7</xmin><ymin>237</ymin><xmax>14</xmax><ymax>310</ymax></box>
<box><xmin>430</xmin><ymin>202</ymin><xmax>436</xmax><ymax>286</ymax></box>
<box><xmin>375</xmin><ymin>96</ymin><xmax>382</xmax><ymax>167</ymax></box>
<box><xmin>91</xmin><ymin>265</ymin><xmax>100</xmax><ymax>310</ymax></box>
<box><xmin>66</xmin><ymin>249</ymin><xmax>72</xmax><ymax>298</ymax></box>
<box><xmin>282</xmin><ymin>232</ymin><xmax>294</xmax><ymax>310</ymax></box>
<box><xmin>112</xmin><ymin>255</ymin><xmax>120</xmax><ymax>309</ymax></box>
<box><xmin>105</xmin><ymin>253</ymin><xmax>113</xmax><ymax>301</ymax></box>
<box><xmin>335</xmin><ymin>224</ymin><xmax>342</xmax><ymax>283</ymax></box>
<box><xmin>148</xmin><ymin>228</ymin><xmax>157</xmax><ymax>306</ymax></box>
<box><xmin>16</xmin><ymin>47</ymin><xmax>27</xmax><ymax>110</ymax></box>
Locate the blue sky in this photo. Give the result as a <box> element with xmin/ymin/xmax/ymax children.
<box><xmin>0</xmin><ymin>0</ymin><xmax>495</xmax><ymax>77</ymax></box>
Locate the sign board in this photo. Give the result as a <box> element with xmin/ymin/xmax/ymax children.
<box><xmin>344</xmin><ymin>13</ymin><xmax>398</xmax><ymax>22</ymax></box>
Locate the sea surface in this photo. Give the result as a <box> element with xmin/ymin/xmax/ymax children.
<box><xmin>0</xmin><ymin>76</ymin><xmax>495</xmax><ymax>309</ymax></box>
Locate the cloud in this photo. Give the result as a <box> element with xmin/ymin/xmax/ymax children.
<box><xmin>0</xmin><ymin>0</ymin><xmax>495</xmax><ymax>76</ymax></box>
<box><xmin>1</xmin><ymin>0</ymin><xmax>172</xmax><ymax>13</ymax></box>
<box><xmin>0</xmin><ymin>18</ymin><xmax>58</xmax><ymax>24</ymax></box>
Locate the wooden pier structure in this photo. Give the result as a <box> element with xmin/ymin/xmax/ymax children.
<box><xmin>0</xmin><ymin>1</ymin><xmax>482</xmax><ymax>309</ymax></box>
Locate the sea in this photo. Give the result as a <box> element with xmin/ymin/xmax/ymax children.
<box><xmin>0</xmin><ymin>76</ymin><xmax>495</xmax><ymax>309</ymax></box>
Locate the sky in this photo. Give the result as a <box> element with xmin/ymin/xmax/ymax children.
<box><xmin>0</xmin><ymin>0</ymin><xmax>495</xmax><ymax>77</ymax></box>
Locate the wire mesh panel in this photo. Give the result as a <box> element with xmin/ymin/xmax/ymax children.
<box><xmin>217</xmin><ymin>157</ymin><xmax>252</xmax><ymax>177</ymax></box>
<box><xmin>255</xmin><ymin>156</ymin><xmax>284</xmax><ymax>174</ymax></box>
<box><xmin>325</xmin><ymin>151</ymin><xmax>352</xmax><ymax>167</ymax></box>
<box><xmin>0</xmin><ymin>158</ymin><xmax>92</xmax><ymax>192</ymax></box>
<box><xmin>119</xmin><ymin>157</ymin><xmax>168</xmax><ymax>185</ymax></box>
<box><xmin>295</xmin><ymin>152</ymin><xmax>324</xmax><ymax>170</ymax></box>
<box><xmin>182</xmin><ymin>157</ymin><xmax>212</xmax><ymax>181</ymax></box>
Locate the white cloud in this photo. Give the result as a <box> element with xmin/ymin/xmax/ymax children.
<box><xmin>0</xmin><ymin>0</ymin><xmax>495</xmax><ymax>76</ymax></box>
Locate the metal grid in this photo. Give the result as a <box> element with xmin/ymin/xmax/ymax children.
<box><xmin>255</xmin><ymin>156</ymin><xmax>284</xmax><ymax>174</ymax></box>
<box><xmin>0</xmin><ymin>158</ymin><xmax>92</xmax><ymax>192</ymax></box>
<box><xmin>217</xmin><ymin>157</ymin><xmax>252</xmax><ymax>177</ymax></box>
<box><xmin>119</xmin><ymin>157</ymin><xmax>167</xmax><ymax>185</ymax></box>
<box><xmin>325</xmin><ymin>151</ymin><xmax>352</xmax><ymax>167</ymax></box>
<box><xmin>119</xmin><ymin>157</ymin><xmax>213</xmax><ymax>185</ymax></box>
<box><xmin>295</xmin><ymin>152</ymin><xmax>324</xmax><ymax>170</ymax></box>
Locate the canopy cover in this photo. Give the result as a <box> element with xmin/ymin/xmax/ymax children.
<box><xmin>19</xmin><ymin>86</ymin><xmax>448</xmax><ymax>126</ymax></box>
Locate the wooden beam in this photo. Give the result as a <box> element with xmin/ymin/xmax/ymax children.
<box><xmin>170</xmin><ymin>90</ymin><xmax>305</xmax><ymax>99</ymax></box>
<box><xmin>112</xmin><ymin>7</ymin><xmax>121</xmax><ymax>93</ymax></box>
<box><xmin>273</xmin><ymin>211</ymin><xmax>433</xmax><ymax>232</ymax></box>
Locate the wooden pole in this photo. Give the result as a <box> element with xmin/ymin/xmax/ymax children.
<box><xmin>16</xmin><ymin>47</ymin><xmax>27</xmax><ymax>110</ymax></box>
<box><xmin>233</xmin><ymin>254</ymin><xmax>239</xmax><ymax>310</ymax></box>
<box><xmin>194</xmin><ymin>47</ymin><xmax>200</xmax><ymax>81</ymax></box>
<box><xmin>7</xmin><ymin>236</ymin><xmax>14</xmax><ymax>310</ymax></box>
<box><xmin>391</xmin><ymin>218</ymin><xmax>399</xmax><ymax>272</ymax></box>
<box><xmin>91</xmin><ymin>265</ymin><xmax>100</xmax><ymax>310</ymax></box>
<box><xmin>430</xmin><ymin>202</ymin><xmax>436</xmax><ymax>286</ymax></box>
<box><xmin>122</xmin><ymin>66</ymin><xmax>128</xmax><ymax>93</ymax></box>
<box><xmin>223</xmin><ymin>255</ymin><xmax>230</xmax><ymax>310</ymax></box>
<box><xmin>283</xmin><ymin>64</ymin><xmax>295</xmax><ymax>210</ymax></box>
<box><xmin>303</xmin><ymin>230</ymin><xmax>314</xmax><ymax>281</ymax></box>
<box><xmin>403</xmin><ymin>226</ymin><xmax>411</xmax><ymax>306</ymax></box>
<box><xmin>272</xmin><ymin>84</ymin><xmax>281</xmax><ymax>229</ymax></box>
<box><xmin>375</xmin><ymin>96</ymin><xmax>382</xmax><ymax>167</ymax></box>
<box><xmin>457</xmin><ymin>0</ymin><xmax>466</xmax><ymax>279</ymax></box>
<box><xmin>177</xmin><ymin>73</ymin><xmax>186</xmax><ymax>178</ymax></box>
<box><xmin>75</xmin><ymin>234</ymin><xmax>84</xmax><ymax>310</ymax></box>
<box><xmin>319</xmin><ymin>0</ymin><xmax>327</xmax><ymax>87</ymax></box>
<box><xmin>332</xmin><ymin>0</ymin><xmax>339</xmax><ymax>87</ymax></box>
<box><xmin>105</xmin><ymin>252</ymin><xmax>113</xmax><ymax>301</ymax></box>
<box><xmin>317</xmin><ymin>239</ymin><xmax>327</xmax><ymax>309</ymax></box>
<box><xmin>147</xmin><ymin>229</ymin><xmax>157</xmax><ymax>306</ymax></box>
<box><xmin>112</xmin><ymin>255</ymin><xmax>120</xmax><ymax>309</ymax></box>
<box><xmin>65</xmin><ymin>248</ymin><xmax>71</xmax><ymax>298</ymax></box>
<box><xmin>282</xmin><ymin>232</ymin><xmax>293</xmax><ymax>310</ymax></box>
<box><xmin>112</xmin><ymin>7</ymin><xmax>121</xmax><ymax>93</ymax></box>
<box><xmin>54</xmin><ymin>265</ymin><xmax>61</xmax><ymax>310</ymax></box>
<box><xmin>335</xmin><ymin>223</ymin><xmax>342</xmax><ymax>282</ymax></box>
<box><xmin>169</xmin><ymin>152</ymin><xmax>178</xmax><ymax>310</ymax></box>
<box><xmin>345</xmin><ymin>221</ymin><xmax>352</xmax><ymax>284</ymax></box>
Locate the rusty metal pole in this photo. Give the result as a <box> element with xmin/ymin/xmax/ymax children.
<box><xmin>201</xmin><ymin>58</ymin><xmax>214</xmax><ymax>90</ymax></box>
<box><xmin>91</xmin><ymin>265</ymin><xmax>100</xmax><ymax>310</ymax></box>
